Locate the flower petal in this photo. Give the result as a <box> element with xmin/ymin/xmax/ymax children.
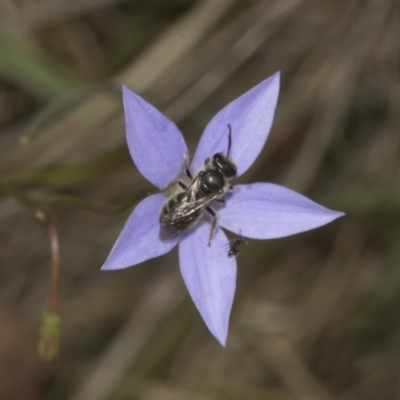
<box><xmin>179</xmin><ymin>224</ymin><xmax>236</xmax><ymax>346</ymax></box>
<box><xmin>101</xmin><ymin>194</ymin><xmax>178</xmax><ymax>270</ymax></box>
<box><xmin>191</xmin><ymin>72</ymin><xmax>280</xmax><ymax>177</ymax></box>
<box><xmin>123</xmin><ymin>86</ymin><xmax>188</xmax><ymax>189</ymax></box>
<box><xmin>219</xmin><ymin>183</ymin><xmax>344</xmax><ymax>239</ymax></box>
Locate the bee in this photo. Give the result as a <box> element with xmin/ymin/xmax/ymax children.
<box><xmin>160</xmin><ymin>124</ymin><xmax>237</xmax><ymax>244</ymax></box>
<box><xmin>228</xmin><ymin>235</ymin><xmax>246</xmax><ymax>257</ymax></box>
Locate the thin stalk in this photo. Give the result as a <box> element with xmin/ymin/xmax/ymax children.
<box><xmin>38</xmin><ymin>214</ymin><xmax>62</xmax><ymax>361</ymax></box>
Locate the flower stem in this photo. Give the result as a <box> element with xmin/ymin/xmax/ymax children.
<box><xmin>37</xmin><ymin>213</ymin><xmax>61</xmax><ymax>361</ymax></box>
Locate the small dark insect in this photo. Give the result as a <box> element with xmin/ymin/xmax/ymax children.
<box><xmin>160</xmin><ymin>124</ymin><xmax>236</xmax><ymax>244</ymax></box>
<box><xmin>228</xmin><ymin>236</ymin><xmax>246</xmax><ymax>257</ymax></box>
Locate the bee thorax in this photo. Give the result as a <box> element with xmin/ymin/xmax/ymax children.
<box><xmin>201</xmin><ymin>170</ymin><xmax>225</xmax><ymax>193</ymax></box>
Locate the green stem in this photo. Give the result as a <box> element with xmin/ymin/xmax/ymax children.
<box><xmin>37</xmin><ymin>212</ymin><xmax>62</xmax><ymax>362</ymax></box>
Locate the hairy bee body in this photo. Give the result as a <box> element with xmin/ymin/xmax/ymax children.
<box><xmin>159</xmin><ymin>173</ymin><xmax>222</xmax><ymax>240</ymax></box>
<box><xmin>159</xmin><ymin>125</ymin><xmax>237</xmax><ymax>242</ymax></box>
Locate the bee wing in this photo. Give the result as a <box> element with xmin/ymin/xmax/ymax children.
<box><xmin>183</xmin><ymin>174</ymin><xmax>203</xmax><ymax>202</ymax></box>
<box><xmin>160</xmin><ymin>176</ymin><xmax>220</xmax><ymax>241</ymax></box>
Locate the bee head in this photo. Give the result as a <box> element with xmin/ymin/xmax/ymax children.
<box><xmin>212</xmin><ymin>153</ymin><xmax>237</xmax><ymax>178</ymax></box>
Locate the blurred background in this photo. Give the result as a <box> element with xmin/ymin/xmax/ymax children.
<box><xmin>0</xmin><ymin>0</ymin><xmax>398</xmax><ymax>399</ymax></box>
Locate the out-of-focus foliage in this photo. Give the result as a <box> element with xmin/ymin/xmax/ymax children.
<box><xmin>0</xmin><ymin>1</ymin><xmax>398</xmax><ymax>400</ymax></box>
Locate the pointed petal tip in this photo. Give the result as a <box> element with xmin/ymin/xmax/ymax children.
<box><xmin>179</xmin><ymin>225</ymin><xmax>235</xmax><ymax>349</ymax></box>
<box><xmin>122</xmin><ymin>85</ymin><xmax>137</xmax><ymax>107</ymax></box>
<box><xmin>331</xmin><ymin>210</ymin><xmax>346</xmax><ymax>219</ymax></box>
<box><xmin>264</xmin><ymin>70</ymin><xmax>280</xmax><ymax>87</ymax></box>
<box><xmin>122</xmin><ymin>84</ymin><xmax>131</xmax><ymax>95</ymax></box>
<box><xmin>100</xmin><ymin>257</ymin><xmax>132</xmax><ymax>272</ymax></box>
<box><xmin>219</xmin><ymin>183</ymin><xmax>345</xmax><ymax>240</ymax></box>
<box><xmin>209</xmin><ymin>318</ymin><xmax>228</xmax><ymax>347</ymax></box>
<box><xmin>206</xmin><ymin>319</ymin><xmax>228</xmax><ymax>347</ymax></box>
<box><xmin>100</xmin><ymin>265</ymin><xmax>112</xmax><ymax>271</ymax></box>
<box><xmin>215</xmin><ymin>332</ymin><xmax>227</xmax><ymax>347</ymax></box>
<box><xmin>271</xmin><ymin>70</ymin><xmax>281</xmax><ymax>80</ymax></box>
<box><xmin>122</xmin><ymin>85</ymin><xmax>144</xmax><ymax>105</ymax></box>
<box><xmin>100</xmin><ymin>261</ymin><xmax>128</xmax><ymax>271</ymax></box>
<box><xmin>255</xmin><ymin>71</ymin><xmax>280</xmax><ymax>98</ymax></box>
<box><xmin>267</xmin><ymin>70</ymin><xmax>280</xmax><ymax>93</ymax></box>
<box><xmin>192</xmin><ymin>71</ymin><xmax>281</xmax><ymax>177</ymax></box>
<box><xmin>122</xmin><ymin>83</ymin><xmax>188</xmax><ymax>189</ymax></box>
<box><xmin>100</xmin><ymin>261</ymin><xmax>120</xmax><ymax>271</ymax></box>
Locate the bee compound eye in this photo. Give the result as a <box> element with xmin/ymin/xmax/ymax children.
<box><xmin>212</xmin><ymin>153</ymin><xmax>224</xmax><ymax>168</ymax></box>
<box><xmin>212</xmin><ymin>153</ymin><xmax>237</xmax><ymax>178</ymax></box>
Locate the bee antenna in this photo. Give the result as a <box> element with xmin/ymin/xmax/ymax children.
<box><xmin>227</xmin><ymin>124</ymin><xmax>232</xmax><ymax>157</ymax></box>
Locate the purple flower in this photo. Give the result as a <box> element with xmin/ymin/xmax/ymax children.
<box><xmin>101</xmin><ymin>72</ymin><xmax>344</xmax><ymax>346</ymax></box>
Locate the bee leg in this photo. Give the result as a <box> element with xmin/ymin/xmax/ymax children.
<box><xmin>204</xmin><ymin>158</ymin><xmax>210</xmax><ymax>166</ymax></box>
<box><xmin>205</xmin><ymin>207</ymin><xmax>218</xmax><ymax>246</ymax></box>
<box><xmin>183</xmin><ymin>152</ymin><xmax>192</xmax><ymax>179</ymax></box>
<box><xmin>208</xmin><ymin>217</ymin><xmax>218</xmax><ymax>246</ymax></box>
<box><xmin>216</xmin><ymin>197</ymin><xmax>225</xmax><ymax>203</ymax></box>
<box><xmin>178</xmin><ymin>181</ymin><xmax>187</xmax><ymax>190</ymax></box>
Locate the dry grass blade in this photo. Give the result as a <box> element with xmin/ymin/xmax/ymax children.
<box><xmin>69</xmin><ymin>268</ymin><xmax>183</xmax><ymax>400</ymax></box>
<box><xmin>165</xmin><ymin>0</ymin><xmax>302</xmax><ymax>122</ymax></box>
<box><xmin>0</xmin><ymin>0</ymin><xmax>235</xmax><ymax>174</ymax></box>
<box><xmin>155</xmin><ymin>0</ymin><xmax>272</xmax><ymax>106</ymax></box>
<box><xmin>290</xmin><ymin>224</ymin><xmax>363</xmax><ymax>345</ymax></box>
<box><xmin>1</xmin><ymin>0</ymin><xmax>135</xmax><ymax>30</ymax></box>
<box><xmin>284</xmin><ymin>0</ymin><xmax>393</xmax><ymax>192</ymax></box>
<box><xmin>251</xmin><ymin>332</ymin><xmax>336</xmax><ymax>400</ymax></box>
<box><xmin>117</xmin><ymin>0</ymin><xmax>236</xmax><ymax>91</ymax></box>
